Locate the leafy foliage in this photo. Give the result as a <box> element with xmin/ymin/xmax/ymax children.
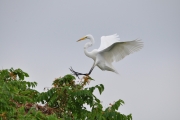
<box><xmin>0</xmin><ymin>68</ymin><xmax>132</xmax><ymax>120</ymax></box>
<box><xmin>0</xmin><ymin>68</ymin><xmax>57</xmax><ymax>120</ymax></box>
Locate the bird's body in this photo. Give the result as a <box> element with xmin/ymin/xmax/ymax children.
<box><xmin>70</xmin><ymin>34</ymin><xmax>143</xmax><ymax>77</ymax></box>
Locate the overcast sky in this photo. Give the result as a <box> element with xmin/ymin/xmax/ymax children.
<box><xmin>1</xmin><ymin>0</ymin><xmax>180</xmax><ymax>120</ymax></box>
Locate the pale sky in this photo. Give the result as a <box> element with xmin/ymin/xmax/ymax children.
<box><xmin>0</xmin><ymin>1</ymin><xmax>180</xmax><ymax>120</ymax></box>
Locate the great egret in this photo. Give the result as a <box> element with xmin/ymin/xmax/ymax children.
<box><xmin>70</xmin><ymin>34</ymin><xmax>143</xmax><ymax>77</ymax></box>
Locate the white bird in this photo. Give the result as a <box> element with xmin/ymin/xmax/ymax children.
<box><xmin>70</xmin><ymin>34</ymin><xmax>143</xmax><ymax>77</ymax></box>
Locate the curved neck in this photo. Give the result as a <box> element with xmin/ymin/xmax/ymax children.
<box><xmin>84</xmin><ymin>36</ymin><xmax>94</xmax><ymax>58</ymax></box>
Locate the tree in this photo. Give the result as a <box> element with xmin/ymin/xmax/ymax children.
<box><xmin>0</xmin><ymin>68</ymin><xmax>132</xmax><ymax>120</ymax></box>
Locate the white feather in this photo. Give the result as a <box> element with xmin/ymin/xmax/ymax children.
<box><xmin>98</xmin><ymin>34</ymin><xmax>120</xmax><ymax>51</ymax></box>
<box><xmin>78</xmin><ymin>34</ymin><xmax>143</xmax><ymax>74</ymax></box>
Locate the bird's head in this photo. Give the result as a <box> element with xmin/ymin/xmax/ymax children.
<box><xmin>77</xmin><ymin>34</ymin><xmax>93</xmax><ymax>42</ymax></box>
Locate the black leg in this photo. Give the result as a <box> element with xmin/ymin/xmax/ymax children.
<box><xmin>88</xmin><ymin>62</ymin><xmax>95</xmax><ymax>75</ymax></box>
<box><xmin>69</xmin><ymin>67</ymin><xmax>88</xmax><ymax>78</ymax></box>
<box><xmin>69</xmin><ymin>62</ymin><xmax>95</xmax><ymax>78</ymax></box>
<box><xmin>88</xmin><ymin>65</ymin><xmax>95</xmax><ymax>75</ymax></box>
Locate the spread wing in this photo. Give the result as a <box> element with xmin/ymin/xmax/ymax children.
<box><xmin>98</xmin><ymin>39</ymin><xmax>143</xmax><ymax>63</ymax></box>
<box><xmin>98</xmin><ymin>34</ymin><xmax>120</xmax><ymax>51</ymax></box>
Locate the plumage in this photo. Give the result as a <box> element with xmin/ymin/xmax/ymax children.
<box><xmin>70</xmin><ymin>34</ymin><xmax>143</xmax><ymax>77</ymax></box>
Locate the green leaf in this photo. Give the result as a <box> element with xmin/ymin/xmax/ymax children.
<box><xmin>100</xmin><ymin>84</ymin><xmax>104</xmax><ymax>92</ymax></box>
<box><xmin>88</xmin><ymin>76</ymin><xmax>94</xmax><ymax>80</ymax></box>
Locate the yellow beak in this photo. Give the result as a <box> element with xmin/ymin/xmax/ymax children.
<box><xmin>77</xmin><ymin>36</ymin><xmax>87</xmax><ymax>42</ymax></box>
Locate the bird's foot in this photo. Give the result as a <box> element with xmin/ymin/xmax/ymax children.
<box><xmin>69</xmin><ymin>67</ymin><xmax>79</xmax><ymax>78</ymax></box>
<box><xmin>69</xmin><ymin>67</ymin><xmax>88</xmax><ymax>78</ymax></box>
